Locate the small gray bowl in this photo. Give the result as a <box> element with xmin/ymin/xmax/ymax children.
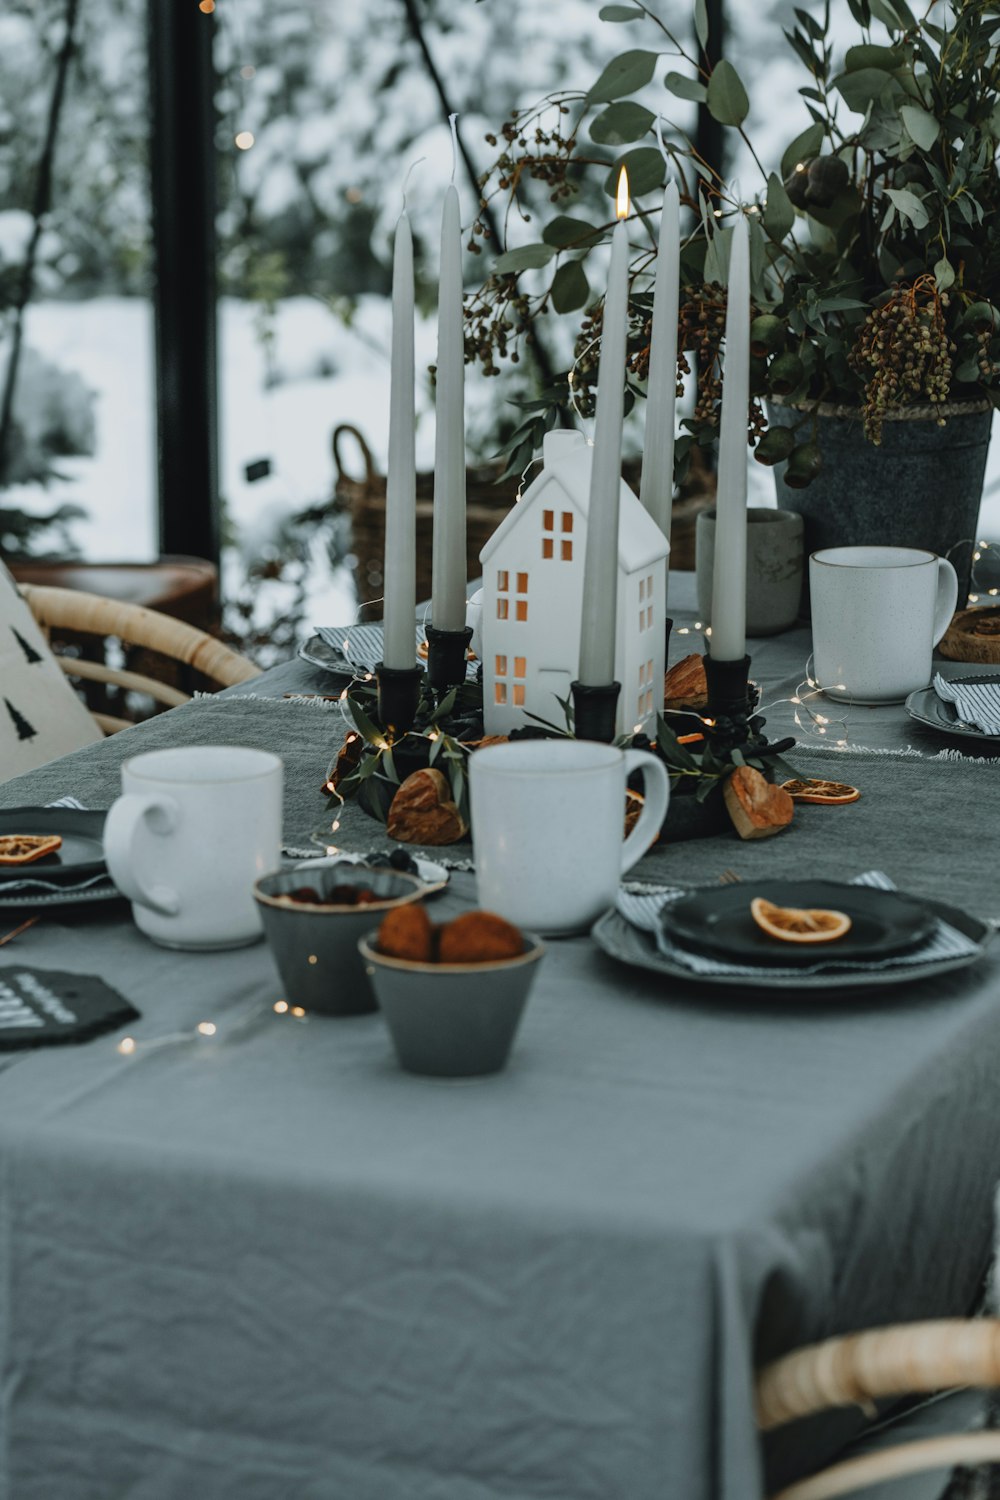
<box><xmin>358</xmin><ymin>931</ymin><xmax>545</xmax><ymax>1077</ymax></box>
<box><xmin>254</xmin><ymin>864</ymin><xmax>426</xmax><ymax>1016</ymax></box>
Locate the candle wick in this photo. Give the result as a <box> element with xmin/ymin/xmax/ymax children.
<box><xmin>401</xmin><ymin>155</ymin><xmax>426</xmax><ymax>213</ymax></box>
<box><xmin>448</xmin><ymin>112</ymin><xmax>459</xmax><ymax>184</ymax></box>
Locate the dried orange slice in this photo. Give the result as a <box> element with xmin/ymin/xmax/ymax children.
<box><xmin>750</xmin><ymin>896</ymin><xmax>852</xmax><ymax>944</ymax></box>
<box><xmin>780</xmin><ymin>778</ymin><xmax>861</xmax><ymax>805</ymax></box>
<box><xmin>0</xmin><ymin>834</ymin><xmax>62</xmax><ymax>866</ymax></box>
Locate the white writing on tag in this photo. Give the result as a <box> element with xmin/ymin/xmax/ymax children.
<box><xmin>13</xmin><ymin>972</ymin><xmax>77</xmax><ymax>1025</ymax></box>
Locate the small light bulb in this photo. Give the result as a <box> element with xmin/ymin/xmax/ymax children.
<box><xmin>197</xmin><ymin>1021</ymin><xmax>217</xmax><ymax>1037</ymax></box>
<box><xmin>291</xmin><ymin>1006</ymin><xmax>306</xmax><ymax>1018</ymax></box>
<box><xmin>235</xmin><ymin>130</ymin><xmax>255</xmax><ymax>151</ymax></box>
<box><xmin>274</xmin><ymin>1000</ymin><xmax>289</xmax><ymax>1014</ymax></box>
<box><xmin>240</xmin><ymin>64</ymin><xmax>256</xmax><ymax>79</ymax></box>
<box><xmin>199</xmin><ymin>0</ymin><xmax>215</xmax><ymax>12</ymax></box>
<box><xmin>118</xmin><ymin>1036</ymin><xmax>136</xmax><ymax>1055</ymax></box>
<box><xmin>308</xmin><ymin>955</ymin><xmax>318</xmax><ymax>966</ymax></box>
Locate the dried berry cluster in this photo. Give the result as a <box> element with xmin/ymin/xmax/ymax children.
<box><xmin>475</xmin><ymin>108</ymin><xmax>579</xmax><ymax>232</ymax></box>
<box><xmin>464</xmin><ymin>279</ymin><xmax>532</xmax><ymax>378</ymax></box>
<box><xmin>563</xmin><ymin>281</ymin><xmax>764</xmax><ymax>440</ymax></box>
<box><xmin>848</xmin><ymin>275</ymin><xmax>954</xmax><ymax>443</ymax></box>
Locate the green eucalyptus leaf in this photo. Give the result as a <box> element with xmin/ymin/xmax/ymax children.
<box><xmin>884</xmin><ymin>186</ymin><xmax>929</xmax><ymax>228</ymax></box>
<box><xmin>703</xmin><ymin>224</ymin><xmax>733</xmax><ymax>286</ymax></box>
<box><xmin>780</xmin><ymin>122</ymin><xmax>824</xmax><ymax>180</ymax></box>
<box><xmin>588</xmin><ymin>49</ymin><xmax>659</xmax><ymax>103</ymax></box>
<box><xmin>551</xmin><ymin>259</ymin><xmax>591</xmax><ymax>313</ymax></box>
<box><xmin>933</xmin><ymin>255</ymin><xmax>955</xmax><ymax>291</ymax></box>
<box><xmin>794</xmin><ymin>7</ymin><xmax>826</xmax><ymax>41</ymax></box>
<box><xmin>706</xmin><ymin>59</ymin><xmax>750</xmax><ymax>126</ymax></box>
<box><xmin>900</xmin><ymin>103</ymin><xmax>939</xmax><ymax>151</ymax></box>
<box><xmin>599</xmin><ymin>4</ymin><xmax>645</xmax><ymax>18</ymax></box>
<box><xmin>833</xmin><ymin>67</ymin><xmax>898</xmax><ymax>113</ymax></box>
<box><xmin>346</xmin><ymin>695</ymin><xmax>384</xmax><ymax>746</ymax></box>
<box><xmin>542</xmin><ymin>215</ymin><xmax>603</xmax><ymax>248</ymax></box>
<box><xmin>603</xmin><ymin>146</ymin><xmax>666</xmax><ymax>197</ymax></box>
<box><xmin>763</xmin><ymin>172</ymin><xmax>795</xmax><ymax>240</ymax></box>
<box><xmin>868</xmin><ymin>0</ymin><xmax>902</xmax><ymax>27</ymax></box>
<box><xmin>590</xmin><ymin>101</ymin><xmax>656</xmax><ymax>145</ymax></box>
<box><xmin>844</xmin><ymin>43</ymin><xmax>902</xmax><ymax>71</ymax></box>
<box><xmin>493</xmin><ymin>243</ymin><xmax>557</xmax><ymax>274</ymax></box>
<box><xmin>694</xmin><ymin>0</ymin><xmax>709</xmax><ymax>50</ymax></box>
<box><xmin>664</xmin><ymin>70</ymin><xmax>707</xmax><ymax>103</ymax></box>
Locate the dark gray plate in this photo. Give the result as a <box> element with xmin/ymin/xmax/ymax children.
<box><xmin>906</xmin><ymin>677</ymin><xmax>1000</xmax><ymax>744</ymax></box>
<box><xmin>661</xmin><ymin>880</ymin><xmax>935</xmax><ymax>967</ymax></box>
<box><xmin>592</xmin><ymin>899</ymin><xmax>994</xmax><ymax>994</ymax></box>
<box><xmin>298</xmin><ymin>634</ymin><xmax>354</xmax><ymax>674</ymax></box>
<box><xmin>0</xmin><ymin>809</ymin><xmax>107</xmax><ymax>883</ymax></box>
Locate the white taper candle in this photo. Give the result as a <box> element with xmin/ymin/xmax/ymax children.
<box><xmin>431</xmin><ymin>182</ymin><xmax>467</xmax><ymax>632</ymax></box>
<box><xmin>639</xmin><ymin>178</ymin><xmax>679</xmax><ymax>605</ymax></box>
<box><xmin>709</xmin><ymin>215</ymin><xmax>750</xmax><ymax>661</ymax></box>
<box><xmin>382</xmin><ymin>210</ymin><xmax>416</xmax><ymax>670</ymax></box>
<box><xmin>578</xmin><ymin>170</ymin><xmax>630</xmax><ymax>686</ymax></box>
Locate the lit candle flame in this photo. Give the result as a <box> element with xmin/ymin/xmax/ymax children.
<box><xmin>616</xmin><ymin>166</ymin><xmax>630</xmax><ymax>221</ymax></box>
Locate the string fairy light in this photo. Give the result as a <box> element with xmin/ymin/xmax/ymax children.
<box><xmin>115</xmin><ymin>999</ymin><xmax>309</xmax><ymax>1059</ymax></box>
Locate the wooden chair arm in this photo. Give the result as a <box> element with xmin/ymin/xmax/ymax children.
<box><xmin>20</xmin><ymin>584</ymin><xmax>261</xmax><ymax>687</ymax></box>
<box><xmin>757</xmin><ymin>1319</ymin><xmax>1000</xmax><ymax>1433</ymax></box>
<box><xmin>772</xmin><ymin>1431</ymin><xmax>1000</xmax><ymax>1500</ymax></box>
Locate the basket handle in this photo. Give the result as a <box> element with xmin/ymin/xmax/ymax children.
<box><xmin>332</xmin><ymin>424</ymin><xmax>379</xmax><ymax>485</ymax></box>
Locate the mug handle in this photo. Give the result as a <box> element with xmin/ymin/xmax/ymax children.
<box><xmin>620</xmin><ymin>750</ymin><xmax>671</xmax><ymax>874</ymax></box>
<box><xmin>104</xmin><ymin>794</ymin><xmax>182</xmax><ymax>916</ymax></box>
<box><xmin>932</xmin><ymin>556</ymin><xmax>960</xmax><ymax>646</ymax></box>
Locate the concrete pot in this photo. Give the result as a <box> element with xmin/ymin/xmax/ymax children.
<box><xmin>696</xmin><ymin>507</ymin><xmax>804</xmax><ymax>636</ymax></box>
<box><xmin>768</xmin><ymin>402</ymin><xmax>993</xmax><ymax>609</ymax></box>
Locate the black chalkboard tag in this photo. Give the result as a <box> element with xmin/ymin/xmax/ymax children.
<box><xmin>0</xmin><ymin>968</ymin><xmax>139</xmax><ymax>1049</ymax></box>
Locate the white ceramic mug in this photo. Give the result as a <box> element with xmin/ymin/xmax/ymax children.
<box><xmin>104</xmin><ymin>746</ymin><xmax>283</xmax><ymax>950</ymax></box>
<box><xmin>810</xmin><ymin>546</ymin><xmax>959</xmax><ymax>703</ymax></box>
<box><xmin>469</xmin><ymin>739</ymin><xmax>670</xmax><ymax>935</ymax></box>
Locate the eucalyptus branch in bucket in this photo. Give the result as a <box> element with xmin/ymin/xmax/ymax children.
<box><xmin>467</xmin><ymin>0</ymin><xmax>1000</xmax><ymax>485</ymax></box>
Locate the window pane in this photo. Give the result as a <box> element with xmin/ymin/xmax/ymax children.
<box><xmin>1</xmin><ymin>6</ymin><xmax>156</xmax><ymax>561</ymax></box>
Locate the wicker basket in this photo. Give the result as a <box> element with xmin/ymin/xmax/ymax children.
<box><xmin>331</xmin><ymin>424</ymin><xmax>714</xmax><ymax>618</ymax></box>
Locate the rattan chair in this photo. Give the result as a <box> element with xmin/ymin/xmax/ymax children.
<box><xmin>21</xmin><ymin>583</ymin><xmax>261</xmax><ymax>735</ymax></box>
<box><xmin>756</xmin><ymin>1319</ymin><xmax>1000</xmax><ymax>1499</ymax></box>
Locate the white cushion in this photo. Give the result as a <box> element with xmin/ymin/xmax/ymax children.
<box><xmin>0</xmin><ymin>563</ymin><xmax>102</xmax><ymax>783</ymax></box>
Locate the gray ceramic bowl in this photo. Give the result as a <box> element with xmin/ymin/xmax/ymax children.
<box><xmin>358</xmin><ymin>931</ymin><xmax>545</xmax><ymax>1077</ymax></box>
<box><xmin>254</xmin><ymin>864</ymin><xmax>426</xmax><ymax>1016</ymax></box>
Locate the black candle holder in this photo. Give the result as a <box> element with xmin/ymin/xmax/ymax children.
<box><xmin>374</xmin><ymin>661</ymin><xmax>423</xmax><ymax>737</ymax></box>
<box><xmin>425</xmin><ymin>624</ymin><xmax>472</xmax><ymax>694</ymax></box>
<box><xmin>571</xmin><ymin>680</ymin><xmax>621</xmax><ymax>743</ymax></box>
<box><xmin>703</xmin><ymin>652</ymin><xmax>752</xmax><ymax>723</ymax></box>
<box><xmin>664</xmin><ymin>615</ymin><xmax>673</xmax><ymax>667</ymax></box>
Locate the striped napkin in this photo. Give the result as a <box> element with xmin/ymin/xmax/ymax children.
<box><xmin>934</xmin><ymin>673</ymin><xmax>1000</xmax><ymax>736</ymax></box>
<box><xmin>1</xmin><ymin>797</ymin><xmax>111</xmax><ymax>897</ymax></box>
<box><xmin>314</xmin><ymin>624</ymin><xmax>478</xmax><ymax>681</ymax></box>
<box><xmin>616</xmin><ymin>871</ymin><xmax>978</xmax><ymax>978</ymax></box>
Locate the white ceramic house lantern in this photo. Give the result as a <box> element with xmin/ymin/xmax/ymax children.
<box><xmin>479</xmin><ymin>429</ymin><xmax>669</xmax><ymax>737</ymax></box>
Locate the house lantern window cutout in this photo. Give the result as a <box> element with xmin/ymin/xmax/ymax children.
<box><xmin>479</xmin><ymin>429</ymin><xmax>670</xmax><ymax>737</ymax></box>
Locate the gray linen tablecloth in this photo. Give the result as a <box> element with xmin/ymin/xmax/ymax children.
<box><xmin>0</xmin><ymin>579</ymin><xmax>998</xmax><ymax>1500</ymax></box>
